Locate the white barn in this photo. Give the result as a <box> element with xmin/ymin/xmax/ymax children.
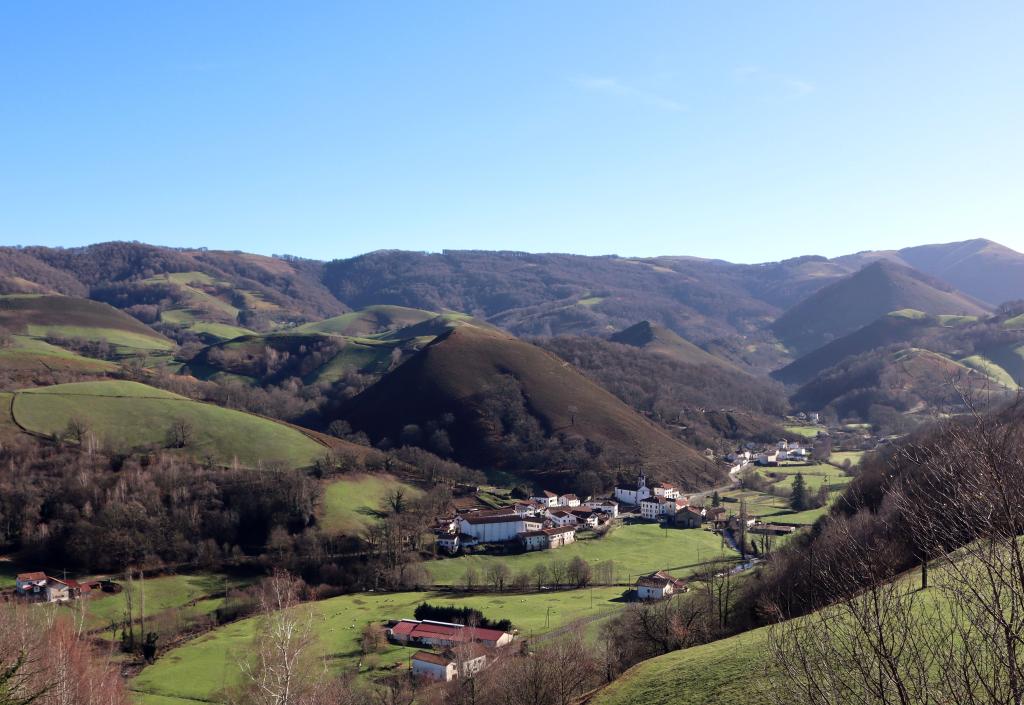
<box><xmin>458</xmin><ymin>514</ymin><xmax>542</xmax><ymax>543</ymax></box>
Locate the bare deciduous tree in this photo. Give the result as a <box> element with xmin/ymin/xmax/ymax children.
<box><xmin>227</xmin><ymin>571</ymin><xmax>327</xmax><ymax>705</ymax></box>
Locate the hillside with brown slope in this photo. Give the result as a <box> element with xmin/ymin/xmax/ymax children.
<box><xmin>339</xmin><ymin>325</ymin><xmax>718</xmax><ymax>490</ymax></box>
<box><xmin>610</xmin><ymin>320</ymin><xmax>737</xmax><ymax>369</ymax></box>
<box><xmin>771</xmin><ymin>261</ymin><xmax>990</xmax><ymax>356</ymax></box>
<box><xmin>791</xmin><ymin>346</ymin><xmax>1013</xmax><ymax>420</ymax></box>
<box><xmin>773</xmin><ymin>313</ymin><xmax>940</xmax><ymax>385</ymax></box>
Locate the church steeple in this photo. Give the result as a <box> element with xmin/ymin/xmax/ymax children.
<box><xmin>638</xmin><ymin>470</ymin><xmax>647</xmax><ymax>490</ymax></box>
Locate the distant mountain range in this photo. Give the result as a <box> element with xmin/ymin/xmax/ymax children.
<box><xmin>2</xmin><ymin>238</ymin><xmax>1023</xmax><ymax>372</ymax></box>
<box><xmin>3</xmin><ymin>236</ymin><xmax>1024</xmax><ymax>485</ymax></box>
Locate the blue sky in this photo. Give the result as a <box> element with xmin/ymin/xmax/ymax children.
<box><xmin>1</xmin><ymin>1</ymin><xmax>1022</xmax><ymax>262</ymax></box>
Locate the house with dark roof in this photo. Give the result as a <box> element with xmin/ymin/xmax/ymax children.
<box><xmin>411</xmin><ymin>647</ymin><xmax>489</xmax><ymax>681</ymax></box>
<box><xmin>636</xmin><ymin>571</ymin><xmax>687</xmax><ymax>600</ymax></box>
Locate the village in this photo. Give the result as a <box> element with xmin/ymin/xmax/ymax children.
<box><xmin>4</xmin><ymin>431</ymin><xmax>851</xmax><ymax>687</ymax></box>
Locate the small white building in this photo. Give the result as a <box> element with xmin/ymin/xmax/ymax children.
<box><xmin>636</xmin><ymin>570</ymin><xmax>687</xmax><ymax>600</ymax></box>
<box><xmin>411</xmin><ymin>649</ymin><xmax>488</xmax><ymax>682</ymax></box>
<box><xmin>583</xmin><ymin>499</ymin><xmax>619</xmax><ymax>517</ymax></box>
<box><xmin>640</xmin><ymin>496</ymin><xmax>688</xmax><ymax>521</ymax></box>
<box><xmin>546</xmin><ymin>509</ymin><xmax>577</xmax><ymax>527</ymax></box>
<box><xmin>557</xmin><ymin>494</ymin><xmax>580</xmax><ymax>507</ymax></box>
<box><xmin>614</xmin><ymin>471</ymin><xmax>652</xmax><ymax>506</ymax></box>
<box><xmin>570</xmin><ymin>509</ymin><xmax>600</xmax><ymax>528</ymax></box>
<box><xmin>531</xmin><ymin>491</ymin><xmax>559</xmax><ymax>508</ymax></box>
<box><xmin>544</xmin><ymin>525</ymin><xmax>576</xmax><ymax>548</ymax></box>
<box><xmin>652</xmin><ymin>483</ymin><xmax>679</xmax><ymax>499</ymax></box>
<box><xmin>412</xmin><ymin>651</ymin><xmax>457</xmax><ymax>681</ymax></box>
<box><xmin>512</xmin><ymin>502</ymin><xmax>542</xmax><ymax>517</ymax></box>
<box><xmin>436</xmin><ymin>532</ymin><xmax>461</xmax><ymax>553</ymax></box>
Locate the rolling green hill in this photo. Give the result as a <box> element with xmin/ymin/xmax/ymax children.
<box><xmin>771</xmin><ymin>262</ymin><xmax>989</xmax><ymax>356</ymax></box>
<box><xmin>294</xmin><ymin>304</ymin><xmax>440</xmax><ymax>336</ymax></box>
<box><xmin>339</xmin><ymin>325</ymin><xmax>718</xmax><ymax>489</ymax></box>
<box><xmin>190</xmin><ymin>308</ymin><xmax>486</xmax><ymax>385</ymax></box>
<box><xmin>9</xmin><ymin>380</ymin><xmax>328</xmax><ymax>467</ymax></box>
<box><xmin>0</xmin><ymin>294</ymin><xmax>173</xmax><ymax>351</ymax></box>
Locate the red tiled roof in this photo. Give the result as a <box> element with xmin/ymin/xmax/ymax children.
<box><xmin>412</xmin><ymin>622</ymin><xmax>462</xmax><ymax>638</ymax></box>
<box><xmin>543</xmin><ymin>526</ymin><xmax>575</xmax><ymax>536</ymax></box>
<box><xmin>413</xmin><ymin>651</ymin><xmax>452</xmax><ymax>667</ymax></box>
<box><xmin>391</xmin><ymin>621</ymin><xmax>418</xmax><ymax>636</ymax></box>
<box><xmin>467</xmin><ymin>626</ymin><xmax>508</xmax><ymax>642</ymax></box>
<box><xmin>16</xmin><ymin>572</ymin><xmax>46</xmax><ymax>582</ymax></box>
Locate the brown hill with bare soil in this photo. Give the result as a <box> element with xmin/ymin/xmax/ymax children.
<box><xmin>338</xmin><ymin>324</ymin><xmax>718</xmax><ymax>491</ymax></box>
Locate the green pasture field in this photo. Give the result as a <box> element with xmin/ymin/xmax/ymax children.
<box><xmin>86</xmin><ymin>573</ymin><xmax>253</xmax><ymax>634</ymax></box>
<box><xmin>11</xmin><ymin>380</ymin><xmax>326</xmax><ymax>468</ymax></box>
<box><xmin>426</xmin><ymin>523</ymin><xmax>735</xmax><ymax>586</ymax></box>
<box><xmin>320</xmin><ymin>474</ymin><xmax>424</xmax><ymax>535</ymax></box>
<box><xmin>959</xmin><ymin>354</ymin><xmax>1019</xmax><ymax>389</ymax></box>
<box><xmin>783</xmin><ymin>425</ymin><xmax>821</xmax><ymax>438</ymax></box>
<box><xmin>131</xmin><ymin>587</ymin><xmax>630</xmax><ymax>704</ymax></box>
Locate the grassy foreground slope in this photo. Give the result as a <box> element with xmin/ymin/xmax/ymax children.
<box><xmin>11</xmin><ymin>380</ymin><xmax>326</xmax><ymax>468</ymax></box>
<box><xmin>131</xmin><ymin>587</ymin><xmax>630</xmax><ymax>704</ymax></box>
<box><xmin>0</xmin><ymin>294</ymin><xmax>173</xmax><ymax>351</ymax></box>
<box><xmin>592</xmin><ymin>624</ymin><xmax>771</xmax><ymax>705</ymax></box>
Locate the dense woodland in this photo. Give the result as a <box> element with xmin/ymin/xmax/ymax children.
<box><xmin>538</xmin><ymin>336</ymin><xmax>788</xmax><ymax>447</ymax></box>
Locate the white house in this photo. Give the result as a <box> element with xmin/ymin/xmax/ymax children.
<box><xmin>584</xmin><ymin>499</ymin><xmax>619</xmax><ymax>517</ymax></box>
<box><xmin>557</xmin><ymin>494</ymin><xmax>580</xmax><ymax>508</ymax></box>
<box><xmin>436</xmin><ymin>532</ymin><xmax>461</xmax><ymax>553</ymax></box>
<box><xmin>614</xmin><ymin>471</ymin><xmax>652</xmax><ymax>505</ymax></box>
<box><xmin>652</xmin><ymin>483</ymin><xmax>679</xmax><ymax>499</ymax></box>
<box><xmin>636</xmin><ymin>571</ymin><xmax>687</xmax><ymax>600</ymax></box>
<box><xmin>512</xmin><ymin>502</ymin><xmax>542</xmax><ymax>517</ymax></box>
<box><xmin>458</xmin><ymin>514</ymin><xmax>542</xmax><ymax>543</ymax></box>
<box><xmin>546</xmin><ymin>509</ymin><xmax>577</xmax><ymax>527</ymax></box>
<box><xmin>519</xmin><ymin>530</ymin><xmax>549</xmax><ymax>551</ymax></box>
<box><xmin>412</xmin><ymin>651</ymin><xmax>457</xmax><ymax>681</ymax></box>
<box><xmin>531</xmin><ymin>491</ymin><xmax>559</xmax><ymax>508</ymax></box>
<box><xmin>544</xmin><ymin>525</ymin><xmax>576</xmax><ymax>548</ymax></box>
<box><xmin>411</xmin><ymin>649</ymin><xmax>488</xmax><ymax>682</ymax></box>
<box><xmin>570</xmin><ymin>508</ymin><xmax>600</xmax><ymax>528</ymax></box>
<box><xmin>640</xmin><ymin>496</ymin><xmax>688</xmax><ymax>521</ymax></box>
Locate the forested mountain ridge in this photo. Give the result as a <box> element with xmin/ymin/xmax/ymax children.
<box><xmin>3</xmin><ymin>239</ymin><xmax>1021</xmax><ymax>370</ymax></box>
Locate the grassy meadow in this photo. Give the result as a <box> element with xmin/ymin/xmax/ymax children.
<box><xmin>426</xmin><ymin>523</ymin><xmax>735</xmax><ymax>586</ymax></box>
<box><xmin>11</xmin><ymin>380</ymin><xmax>327</xmax><ymax>468</ymax></box>
<box><xmin>320</xmin><ymin>474</ymin><xmax>424</xmax><ymax>535</ymax></box>
<box><xmin>131</xmin><ymin>587</ymin><xmax>630</xmax><ymax>704</ymax></box>
<box><xmin>86</xmin><ymin>573</ymin><xmax>253</xmax><ymax>635</ymax></box>
<box><xmin>721</xmin><ymin>452</ymin><xmax>864</xmax><ymax>527</ymax></box>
